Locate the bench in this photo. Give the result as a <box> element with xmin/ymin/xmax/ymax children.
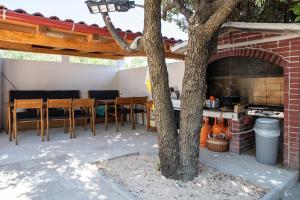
<box><xmin>88</xmin><ymin>90</ymin><xmax>119</xmax><ymax>118</ymax></box>
<box><xmin>9</xmin><ymin>90</ymin><xmax>80</xmax><ymax>102</ymax></box>
<box><xmin>7</xmin><ymin>90</ymin><xmax>81</xmax><ymax>131</ymax></box>
<box><xmin>88</xmin><ymin>90</ymin><xmax>119</xmax><ymax>100</ymax></box>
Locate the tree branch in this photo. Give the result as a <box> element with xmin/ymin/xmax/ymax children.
<box><xmin>162</xmin><ymin>1</ymin><xmax>176</xmax><ymax>21</ymax></box>
<box><xmin>162</xmin><ymin>0</ymin><xmax>193</xmax><ymax>21</ymax></box>
<box><xmin>101</xmin><ymin>13</ymin><xmax>142</xmax><ymax>53</ymax></box>
<box><xmin>174</xmin><ymin>0</ymin><xmax>193</xmax><ymax>19</ymax></box>
<box><xmin>203</xmin><ymin>0</ymin><xmax>241</xmax><ymax>38</ymax></box>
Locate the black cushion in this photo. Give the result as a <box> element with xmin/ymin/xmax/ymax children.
<box><xmin>88</xmin><ymin>90</ymin><xmax>119</xmax><ymax>100</ymax></box>
<box><xmin>74</xmin><ymin>110</ymin><xmax>92</xmax><ymax>118</ymax></box>
<box><xmin>117</xmin><ymin>107</ymin><xmax>129</xmax><ymax>114</ymax></box>
<box><xmin>47</xmin><ymin>109</ymin><xmax>69</xmax><ymax>119</ymax></box>
<box><xmin>46</xmin><ymin>90</ymin><xmax>80</xmax><ymax>99</ymax></box>
<box><xmin>16</xmin><ymin>110</ymin><xmax>40</xmax><ymax>122</ymax></box>
<box><xmin>10</xmin><ymin>90</ymin><xmax>80</xmax><ymax>102</ymax></box>
<box><xmin>133</xmin><ymin>108</ymin><xmax>145</xmax><ymax>113</ymax></box>
<box><xmin>10</xmin><ymin>90</ymin><xmax>44</xmax><ymax>103</ymax></box>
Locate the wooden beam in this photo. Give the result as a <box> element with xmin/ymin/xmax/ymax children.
<box><xmin>0</xmin><ymin>19</ymin><xmax>38</xmax><ymax>30</ymax></box>
<box><xmin>0</xmin><ymin>29</ymin><xmax>124</xmax><ymax>54</ymax></box>
<box><xmin>0</xmin><ymin>21</ymin><xmax>36</xmax><ymax>34</ymax></box>
<box><xmin>0</xmin><ymin>22</ymin><xmax>184</xmax><ymax>59</ymax></box>
<box><xmin>124</xmin><ymin>51</ymin><xmax>185</xmax><ymax>60</ymax></box>
<box><xmin>0</xmin><ymin>41</ymin><xmax>123</xmax><ymax>60</ymax></box>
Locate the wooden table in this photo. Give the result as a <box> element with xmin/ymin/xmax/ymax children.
<box><xmin>95</xmin><ymin>99</ymin><xmax>116</xmax><ymax>130</ymax></box>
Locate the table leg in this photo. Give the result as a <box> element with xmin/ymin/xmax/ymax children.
<box><xmin>105</xmin><ymin>103</ymin><xmax>108</xmax><ymax>130</ymax></box>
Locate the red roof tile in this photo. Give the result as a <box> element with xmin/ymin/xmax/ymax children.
<box><xmin>49</xmin><ymin>16</ymin><xmax>60</xmax><ymax>20</ymax></box>
<box><xmin>32</xmin><ymin>12</ymin><xmax>44</xmax><ymax>17</ymax></box>
<box><xmin>0</xmin><ymin>5</ymin><xmax>180</xmax><ymax>45</ymax></box>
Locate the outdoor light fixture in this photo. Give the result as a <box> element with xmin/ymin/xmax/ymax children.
<box><xmin>85</xmin><ymin>0</ymin><xmax>138</xmax><ymax>14</ymax></box>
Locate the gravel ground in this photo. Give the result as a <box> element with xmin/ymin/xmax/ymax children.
<box><xmin>97</xmin><ymin>154</ymin><xmax>268</xmax><ymax>200</ymax></box>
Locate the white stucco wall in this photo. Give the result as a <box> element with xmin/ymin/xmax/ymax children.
<box><xmin>0</xmin><ymin>58</ymin><xmax>185</xmax><ymax>129</ymax></box>
<box><xmin>0</xmin><ymin>57</ymin><xmax>119</xmax><ymax>128</ymax></box>
<box><xmin>118</xmin><ymin>61</ymin><xmax>185</xmax><ymax>97</ymax></box>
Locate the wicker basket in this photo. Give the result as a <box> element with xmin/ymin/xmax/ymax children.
<box><xmin>206</xmin><ymin>137</ymin><xmax>229</xmax><ymax>152</ymax></box>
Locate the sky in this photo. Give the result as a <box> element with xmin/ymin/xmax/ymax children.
<box><xmin>0</xmin><ymin>0</ymin><xmax>188</xmax><ymax>40</ymax></box>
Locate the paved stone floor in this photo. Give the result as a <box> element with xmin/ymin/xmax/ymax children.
<box><xmin>0</xmin><ymin>123</ymin><xmax>298</xmax><ymax>200</ymax></box>
<box><xmin>0</xmin><ymin>124</ymin><xmax>157</xmax><ymax>200</ymax></box>
<box><xmin>199</xmin><ymin>148</ymin><xmax>299</xmax><ymax>199</ymax></box>
<box><xmin>283</xmin><ymin>182</ymin><xmax>300</xmax><ymax>200</ymax></box>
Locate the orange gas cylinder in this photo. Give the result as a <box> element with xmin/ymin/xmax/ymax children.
<box><xmin>211</xmin><ymin>117</ymin><xmax>223</xmax><ymax>135</ymax></box>
<box><xmin>200</xmin><ymin>117</ymin><xmax>211</xmax><ymax>147</ymax></box>
<box><xmin>222</xmin><ymin>122</ymin><xmax>232</xmax><ymax>140</ymax></box>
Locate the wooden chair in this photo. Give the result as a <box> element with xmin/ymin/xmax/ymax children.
<box><xmin>12</xmin><ymin>99</ymin><xmax>44</xmax><ymax>145</ymax></box>
<box><xmin>72</xmin><ymin>99</ymin><xmax>96</xmax><ymax>138</ymax></box>
<box><xmin>46</xmin><ymin>99</ymin><xmax>72</xmax><ymax>141</ymax></box>
<box><xmin>108</xmin><ymin>97</ymin><xmax>133</xmax><ymax>132</ymax></box>
<box><xmin>131</xmin><ymin>96</ymin><xmax>148</xmax><ymax>129</ymax></box>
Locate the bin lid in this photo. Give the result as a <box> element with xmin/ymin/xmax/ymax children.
<box><xmin>254</xmin><ymin>118</ymin><xmax>280</xmax><ymax>137</ymax></box>
<box><xmin>255</xmin><ymin>118</ymin><xmax>280</xmax><ymax>128</ymax></box>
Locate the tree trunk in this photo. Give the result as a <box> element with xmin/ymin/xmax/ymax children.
<box><xmin>178</xmin><ymin>30</ymin><xmax>213</xmax><ymax>181</ymax></box>
<box><xmin>143</xmin><ymin>0</ymin><xmax>180</xmax><ymax>179</ymax></box>
<box><xmin>101</xmin><ymin>0</ymin><xmax>241</xmax><ymax>181</ymax></box>
<box><xmin>176</xmin><ymin>0</ymin><xmax>240</xmax><ymax>182</ymax></box>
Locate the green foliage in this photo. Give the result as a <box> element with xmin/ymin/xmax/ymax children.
<box><xmin>163</xmin><ymin>0</ymin><xmax>299</xmax><ymax>32</ymax></box>
<box><xmin>290</xmin><ymin>1</ymin><xmax>300</xmax><ymax>22</ymax></box>
<box><xmin>0</xmin><ymin>50</ymin><xmax>62</xmax><ymax>62</ymax></box>
<box><xmin>69</xmin><ymin>56</ymin><xmax>118</xmax><ymax>66</ymax></box>
<box><xmin>229</xmin><ymin>0</ymin><xmax>296</xmax><ymax>23</ymax></box>
<box><xmin>124</xmin><ymin>57</ymin><xmax>181</xmax><ymax>69</ymax></box>
<box><xmin>125</xmin><ymin>57</ymin><xmax>148</xmax><ymax>69</ymax></box>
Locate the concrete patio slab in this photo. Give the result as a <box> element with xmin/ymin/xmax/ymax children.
<box><xmin>0</xmin><ymin>124</ymin><xmax>298</xmax><ymax>200</ymax></box>
<box><xmin>0</xmin><ymin>125</ymin><xmax>158</xmax><ymax>166</ymax></box>
<box><xmin>282</xmin><ymin>181</ymin><xmax>300</xmax><ymax>200</ymax></box>
<box><xmin>199</xmin><ymin>148</ymin><xmax>299</xmax><ymax>200</ymax></box>
<box><xmin>0</xmin><ymin>124</ymin><xmax>155</xmax><ymax>200</ymax></box>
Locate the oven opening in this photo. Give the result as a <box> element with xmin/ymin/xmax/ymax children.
<box><xmin>205</xmin><ymin>56</ymin><xmax>284</xmax><ymax>164</ymax></box>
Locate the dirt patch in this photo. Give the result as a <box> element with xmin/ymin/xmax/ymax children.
<box><xmin>97</xmin><ymin>154</ymin><xmax>268</xmax><ymax>200</ymax></box>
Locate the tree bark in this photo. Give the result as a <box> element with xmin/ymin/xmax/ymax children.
<box><xmin>178</xmin><ymin>30</ymin><xmax>217</xmax><ymax>181</ymax></box>
<box><xmin>102</xmin><ymin>0</ymin><xmax>241</xmax><ymax>181</ymax></box>
<box><xmin>178</xmin><ymin>0</ymin><xmax>241</xmax><ymax>181</ymax></box>
<box><xmin>143</xmin><ymin>0</ymin><xmax>180</xmax><ymax>179</ymax></box>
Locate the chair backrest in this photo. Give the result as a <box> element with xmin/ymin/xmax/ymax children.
<box><xmin>14</xmin><ymin>99</ymin><xmax>43</xmax><ymax>109</ymax></box>
<box><xmin>88</xmin><ymin>90</ymin><xmax>119</xmax><ymax>100</ymax></box>
<box><xmin>132</xmin><ymin>96</ymin><xmax>148</xmax><ymax>105</ymax></box>
<box><xmin>116</xmin><ymin>97</ymin><xmax>132</xmax><ymax>105</ymax></box>
<box><xmin>73</xmin><ymin>99</ymin><xmax>95</xmax><ymax>108</ymax></box>
<box><xmin>47</xmin><ymin>99</ymin><xmax>72</xmax><ymax>109</ymax></box>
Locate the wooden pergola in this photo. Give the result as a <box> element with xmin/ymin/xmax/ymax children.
<box><xmin>0</xmin><ymin>6</ymin><xmax>184</xmax><ymax>60</ymax></box>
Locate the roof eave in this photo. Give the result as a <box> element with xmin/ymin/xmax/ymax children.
<box><xmin>171</xmin><ymin>22</ymin><xmax>300</xmax><ymax>54</ymax></box>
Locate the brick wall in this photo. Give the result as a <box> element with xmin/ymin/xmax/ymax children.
<box><xmin>229</xmin><ymin>115</ymin><xmax>255</xmax><ymax>154</ymax></box>
<box><xmin>211</xmin><ymin>31</ymin><xmax>300</xmax><ymax>169</ymax></box>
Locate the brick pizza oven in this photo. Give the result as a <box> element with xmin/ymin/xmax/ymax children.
<box><xmin>173</xmin><ymin>22</ymin><xmax>300</xmax><ymax>170</ymax></box>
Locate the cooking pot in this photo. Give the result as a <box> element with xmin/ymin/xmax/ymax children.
<box><xmin>221</xmin><ymin>96</ymin><xmax>240</xmax><ymax>107</ymax></box>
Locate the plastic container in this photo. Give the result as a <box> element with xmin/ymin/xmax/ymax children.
<box><xmin>200</xmin><ymin>117</ymin><xmax>211</xmax><ymax>147</ymax></box>
<box><xmin>254</xmin><ymin>118</ymin><xmax>280</xmax><ymax>165</ymax></box>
